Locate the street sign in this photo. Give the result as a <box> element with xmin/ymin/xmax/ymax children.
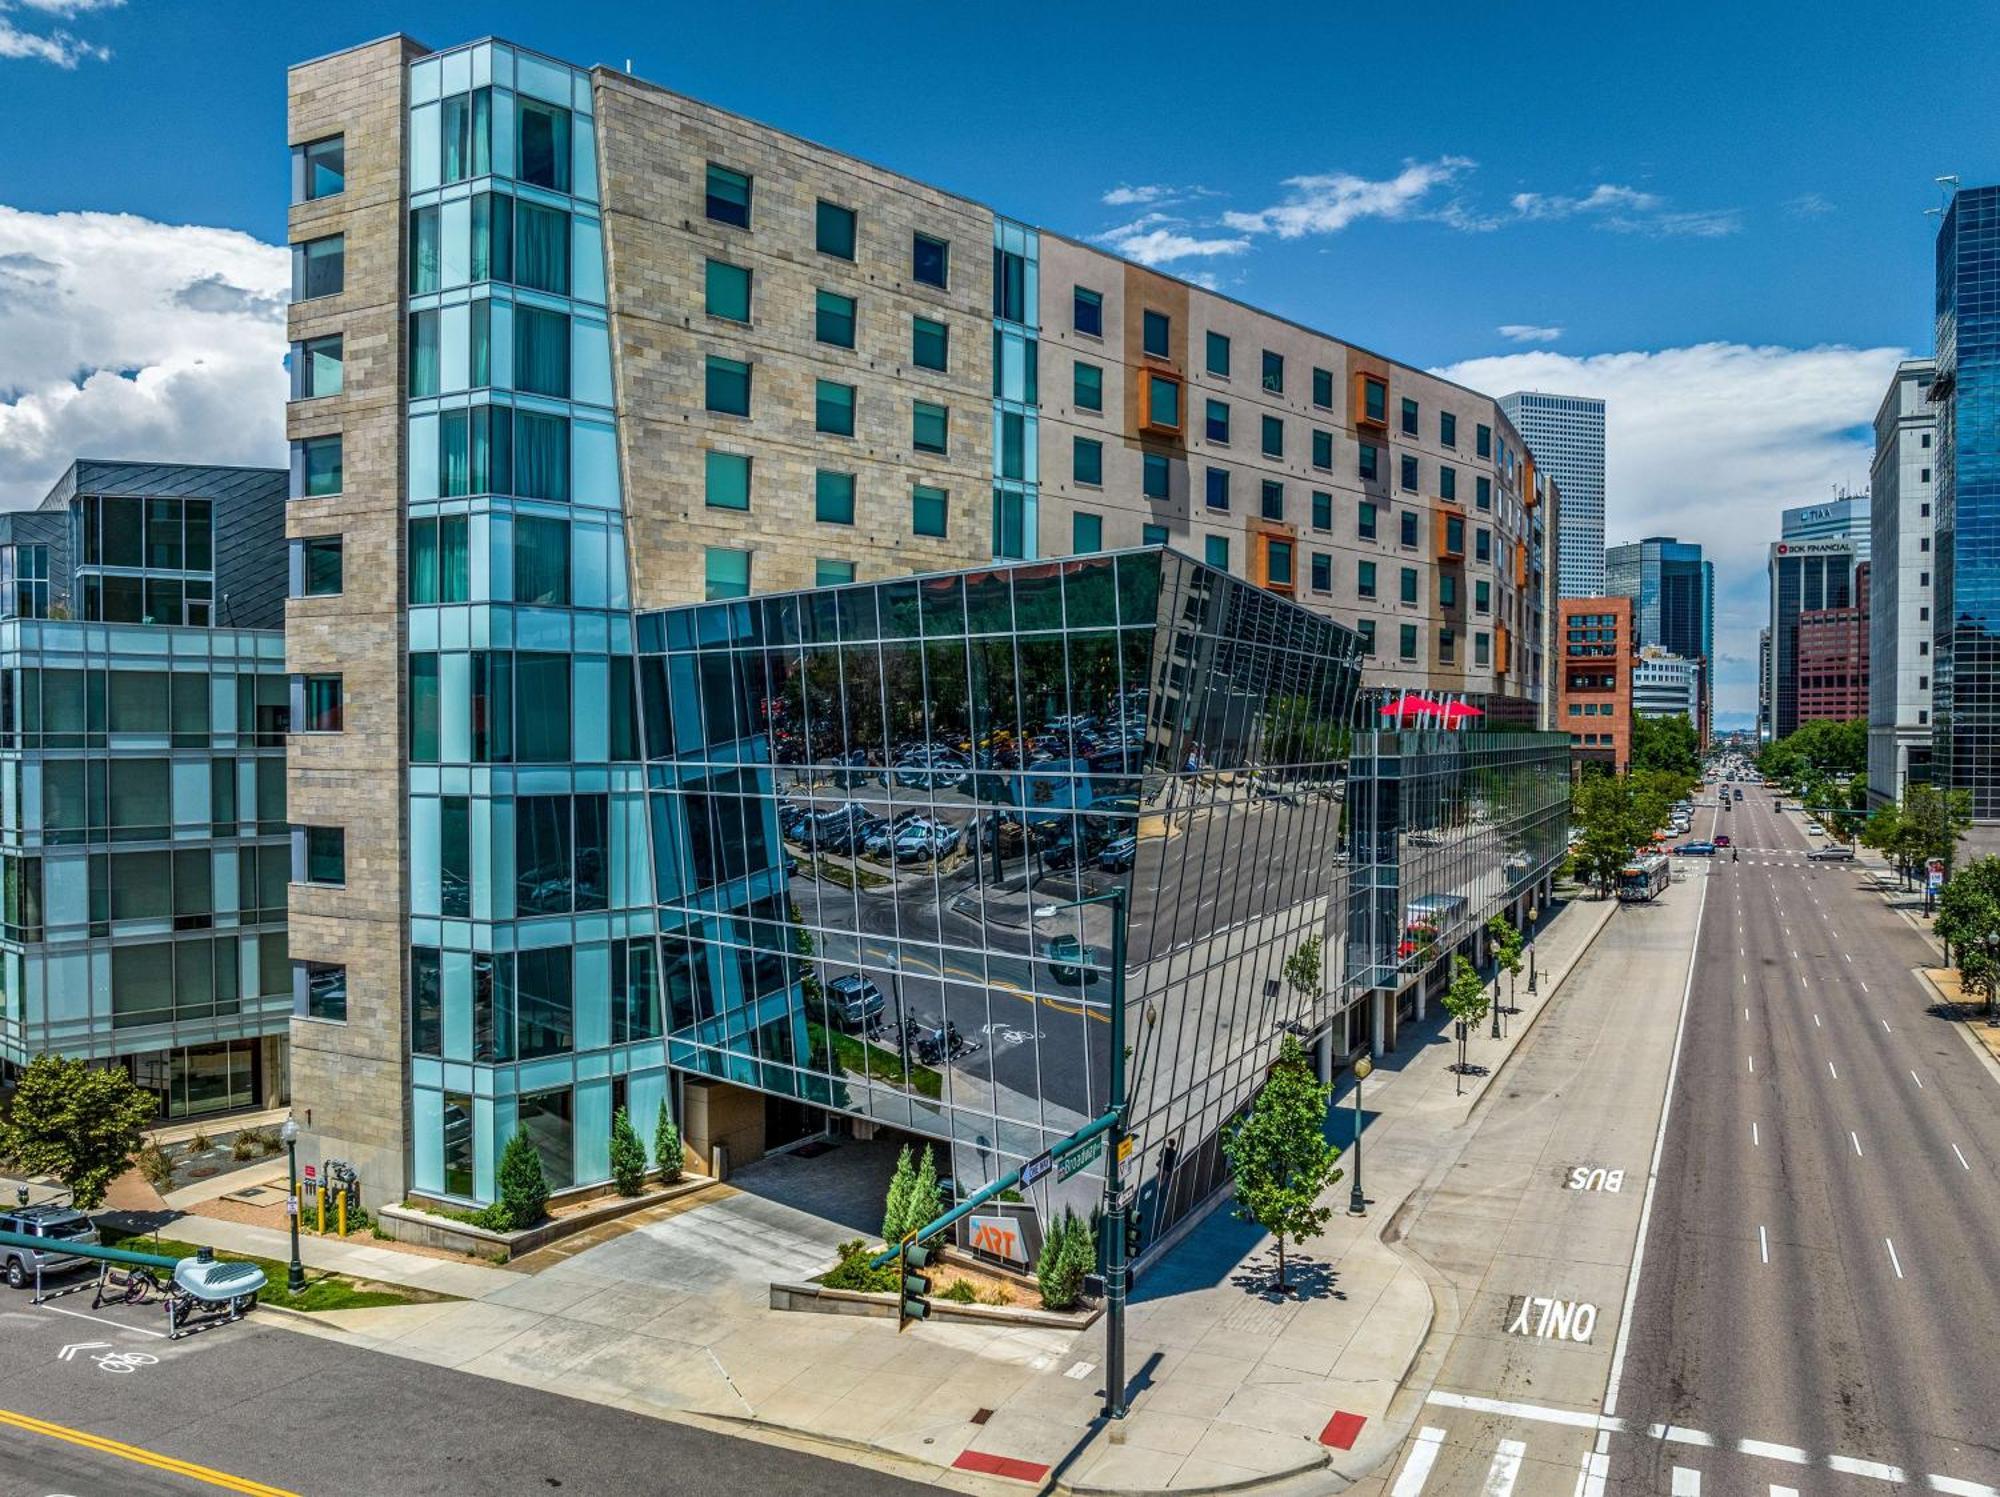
<box><xmin>1057</xmin><ymin>1135</ymin><xmax>1104</xmax><ymax>1181</ymax></box>
<box><xmin>1117</xmin><ymin>1135</ymin><xmax>1135</xmax><ymax>1164</ymax></box>
<box><xmin>302</xmin><ymin>1163</ymin><xmax>317</xmax><ymax>1182</ymax></box>
<box><xmin>1353</xmin><ymin>1056</ymin><xmax>1374</xmax><ymax>1081</ymax></box>
<box><xmin>1020</xmin><ymin>1149</ymin><xmax>1055</xmax><ymax>1187</ymax></box>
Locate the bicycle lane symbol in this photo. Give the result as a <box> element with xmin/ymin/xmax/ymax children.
<box><xmin>56</xmin><ymin>1342</ymin><xmax>159</xmax><ymax>1375</ymax></box>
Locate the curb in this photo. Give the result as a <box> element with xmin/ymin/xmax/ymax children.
<box><xmin>1053</xmin><ymin>1445</ymin><xmax>1329</xmax><ymax>1497</ymax></box>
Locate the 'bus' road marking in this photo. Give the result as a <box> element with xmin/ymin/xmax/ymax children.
<box><xmin>1759</xmin><ymin>1224</ymin><xmax>1769</xmax><ymax>1263</ymax></box>
<box><xmin>1482</xmin><ymin>1438</ymin><xmax>1525</xmax><ymax>1497</ymax></box>
<box><xmin>1885</xmin><ymin>1238</ymin><xmax>1905</xmax><ymax>1279</ymax></box>
<box><xmin>1851</xmin><ymin>1131</ymin><xmax>1863</xmax><ymax>1157</ymax></box>
<box><xmin>1953</xmin><ymin>1143</ymin><xmax>1971</xmax><ymax>1170</ymax></box>
<box><xmin>1391</xmin><ymin>1427</ymin><xmax>1446</xmax><ymax>1496</ymax></box>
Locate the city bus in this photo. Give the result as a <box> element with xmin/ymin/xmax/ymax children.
<box><xmin>1617</xmin><ymin>854</ymin><xmax>1670</xmax><ymax>903</ymax></box>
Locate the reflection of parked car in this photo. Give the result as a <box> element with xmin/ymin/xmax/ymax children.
<box><xmin>893</xmin><ymin>818</ymin><xmax>957</xmax><ymax>861</ymax></box>
<box><xmin>1408</xmin><ymin>832</ymin><xmax>1444</xmax><ymax>848</ymax></box>
<box><xmin>1040</xmin><ymin>837</ymin><xmax>1082</xmax><ymax>872</ymax></box>
<box><xmin>1098</xmin><ymin>834</ymin><xmax>1138</xmax><ymax>871</ymax></box>
<box><xmin>827</xmin><ymin>973</ymin><xmax>886</xmax><ymax>1028</ymax></box>
<box><xmin>1</xmin><ymin>1201</ymin><xmax>99</xmax><ymax>1289</ymax></box>
<box><xmin>1045</xmin><ymin>934</ymin><xmax>1095</xmax><ymax>984</ymax></box>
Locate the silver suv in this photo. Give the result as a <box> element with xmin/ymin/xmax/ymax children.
<box><xmin>0</xmin><ymin>1201</ymin><xmax>100</xmax><ymax>1289</ymax></box>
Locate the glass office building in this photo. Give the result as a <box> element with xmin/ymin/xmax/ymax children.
<box><xmin>0</xmin><ymin>461</ymin><xmax>292</xmax><ymax>1119</ymax></box>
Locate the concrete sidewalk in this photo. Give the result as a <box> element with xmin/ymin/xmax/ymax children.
<box><xmin>256</xmin><ymin>889</ymin><xmax>1619</xmax><ymax>1495</ymax></box>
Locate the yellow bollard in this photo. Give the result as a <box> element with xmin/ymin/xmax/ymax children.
<box><xmin>316</xmin><ymin>1188</ymin><xmax>325</xmax><ymax>1236</ymax></box>
<box><xmin>338</xmin><ymin>1193</ymin><xmax>347</xmax><ymax>1237</ymax></box>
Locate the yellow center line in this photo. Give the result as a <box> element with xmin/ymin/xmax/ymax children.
<box><xmin>0</xmin><ymin>1406</ymin><xmax>299</xmax><ymax>1497</ymax></box>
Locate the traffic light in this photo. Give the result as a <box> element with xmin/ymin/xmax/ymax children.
<box><xmin>897</xmin><ymin>1234</ymin><xmax>934</xmax><ymax>1332</ymax></box>
<box><xmin>1124</xmin><ymin>1214</ymin><xmax>1142</xmax><ymax>1258</ymax></box>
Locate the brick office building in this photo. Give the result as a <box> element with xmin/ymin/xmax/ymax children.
<box><xmin>1558</xmin><ymin>597</ymin><xmax>1635</xmax><ymax>773</ymax></box>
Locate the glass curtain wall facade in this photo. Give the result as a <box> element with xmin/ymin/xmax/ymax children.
<box><xmin>992</xmin><ymin>219</ymin><xmax>1040</xmax><ymax>560</ymax></box>
<box><xmin>401</xmin><ymin>42</ymin><xmax>665</xmax><ymax>1204</ymax></box>
<box><xmin>0</xmin><ymin>621</ymin><xmax>292</xmax><ymax>1117</ymax></box>
<box><xmin>638</xmin><ymin>548</ymin><xmax>1368</xmax><ymax>1244</ymax></box>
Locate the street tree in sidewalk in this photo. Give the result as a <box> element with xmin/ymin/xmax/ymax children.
<box><xmin>1486</xmin><ymin>914</ymin><xmax>1524</xmax><ymax>1014</ymax></box>
<box><xmin>1223</xmin><ymin>1034</ymin><xmax>1341</xmax><ymax>1295</ymax></box>
<box><xmin>1441</xmin><ymin>955</ymin><xmax>1492</xmax><ymax>1096</ymax></box>
<box><xmin>1934</xmin><ymin>855</ymin><xmax>2000</xmax><ymax>988</ymax></box>
<box><xmin>1901</xmin><ymin>783</ymin><xmax>1973</xmax><ymax>881</ymax></box>
<box><xmin>1630</xmin><ymin>712</ymin><xmax>1699</xmax><ymax>780</ymax></box>
<box><xmin>0</xmin><ymin>1054</ymin><xmax>157</xmax><ymax>1210</ymax></box>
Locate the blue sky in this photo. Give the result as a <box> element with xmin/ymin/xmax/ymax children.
<box><xmin>0</xmin><ymin>0</ymin><xmax>1990</xmax><ymax>722</ymax></box>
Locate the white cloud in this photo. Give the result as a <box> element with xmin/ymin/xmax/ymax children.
<box><xmin>1785</xmin><ymin>192</ymin><xmax>1836</xmax><ymax>217</ymax></box>
<box><xmin>1103</xmin><ymin>184</ymin><xmax>1172</xmax><ymax>207</ymax></box>
<box><xmin>1434</xmin><ymin>342</ymin><xmax>1907</xmax><ymax>720</ymax></box>
<box><xmin>1497</xmin><ymin>324</ymin><xmax>1564</xmax><ymax>344</ymax></box>
<box><xmin>13</xmin><ymin>0</ymin><xmax>125</xmax><ymax>12</ymax></box>
<box><xmin>1222</xmin><ymin>157</ymin><xmax>1476</xmax><ymax>238</ymax></box>
<box><xmin>0</xmin><ymin>0</ymin><xmax>118</xmax><ymax>65</ymax></box>
<box><xmin>1097</xmin><ymin>212</ymin><xmax>1251</xmax><ymax>268</ymax></box>
<box><xmin>1506</xmin><ymin>182</ymin><xmax>1740</xmax><ymax>238</ymax></box>
<box><xmin>0</xmin><ymin>205</ymin><xmax>288</xmax><ymax>507</ymax></box>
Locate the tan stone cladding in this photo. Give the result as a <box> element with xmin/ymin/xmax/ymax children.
<box><xmin>283</xmin><ymin>35</ymin><xmax>421</xmax><ymax>1207</ymax></box>
<box><xmin>593</xmin><ymin>71</ymin><xmax>996</xmax><ymax>607</ymax></box>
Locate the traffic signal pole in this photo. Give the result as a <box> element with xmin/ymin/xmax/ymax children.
<box><xmin>1100</xmin><ymin>885</ymin><xmax>1130</xmax><ymax>1419</ymax></box>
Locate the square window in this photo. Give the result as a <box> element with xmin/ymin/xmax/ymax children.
<box><xmin>816</xmin><ymin>558</ymin><xmax>856</xmax><ymax>587</ymax></box>
<box><xmin>1359</xmin><ymin>501</ymin><xmax>1377</xmax><ymax>540</ymax></box>
<box><xmin>300</xmin><ymin>961</ymin><xmax>347</xmax><ymax>1023</ymax></box>
<box><xmin>1310</xmin><ymin>552</ymin><xmax>1331</xmax><ymax>592</ymax></box>
<box><xmin>1142</xmin><ymin>523</ymin><xmax>1169</xmax><ymax>546</ymax></box>
<box><xmin>1312</xmin><ymin>491</ymin><xmax>1332</xmax><ymax>530</ymax></box>
<box><xmin>817</xmin><ymin>380</ymin><xmax>856</xmax><ymax>436</ymax></box>
<box><xmin>1073</xmin><ymin>511</ymin><xmax>1103</xmax><ymax>552</ymax></box>
<box><xmin>1400</xmin><ymin>510</ymin><xmax>1418</xmax><ymax>547</ymax></box>
<box><xmin>1400</xmin><ymin>397</ymin><xmax>1419</xmax><ymax>436</ymax></box>
<box><xmin>291</xmin><ymin>235</ymin><xmax>344</xmax><ymax>301</ymax></box>
<box><xmin>304</xmin><ymin>825</ymin><xmax>345</xmax><ymax>886</ymax></box>
<box><xmin>1400</xmin><ymin>454</ymin><xmax>1418</xmax><ymax>491</ymax></box>
<box><xmin>294</xmin><ymin>135</ymin><xmax>344</xmax><ymax>201</ymax></box>
<box><xmin>816</xmin><ymin>199</ymin><xmax>857</xmax><ymax>259</ymax></box>
<box><xmin>1205</xmin><ymin>535</ymin><xmax>1229</xmax><ymax>570</ymax></box>
<box><xmin>1266</xmin><ymin>539</ymin><xmax>1293</xmax><ymax>587</ymax></box>
<box><xmin>1206</xmin><ymin>330</ymin><xmax>1231</xmax><ymax>376</ymax></box>
<box><xmin>912</xmin><ymin>400</ymin><xmax>948</xmax><ymax>453</ymax></box>
<box><xmin>1312</xmin><ymin>429</ymin><xmax>1333</xmax><ymax>470</ymax></box>
<box><xmin>706</xmin><ymin>356</ymin><xmax>751</xmax><ymax>416</ymax></box>
<box><xmin>1441</xmin><ymin>411</ymin><xmax>1457</xmax><ymax>447</ymax></box>
<box><xmin>1312</xmin><ymin>367</ymin><xmax>1333</xmax><ymax>408</ymax></box>
<box><xmin>1261</xmin><ymin>480</ymin><xmax>1284</xmax><ymax>521</ymax></box>
<box><xmin>1206</xmin><ymin>399</ymin><xmax>1230</xmax><ymax>444</ymax></box>
<box><xmin>1357</xmin><ymin>618</ymin><xmax>1376</xmax><ymax>654</ymax></box>
<box><xmin>815</xmin><ymin>469</ymin><xmax>856</xmax><ymax>525</ymax></box>
<box><xmin>1261</xmin><ymin>415</ymin><xmax>1283</xmax><ymax>459</ymax></box>
<box><xmin>1074</xmin><ymin>436</ymin><xmax>1104</xmax><ymax>486</ymax></box>
<box><xmin>706</xmin><ymin>163</ymin><xmax>752</xmax><ymax>228</ymax></box>
<box><xmin>293</xmin><ymin>334</ymin><xmax>343</xmax><ymax>399</ymax></box>
<box><xmin>1143</xmin><ymin>309</ymin><xmax>1171</xmax><ymax>358</ymax></box>
<box><xmin>705</xmin><ymin>260</ymin><xmax>752</xmax><ymax>322</ymax></box>
<box><xmin>912</xmin><ymin>485</ymin><xmax>949</xmax><ymax>537</ymax></box>
<box><xmin>1205</xmin><ymin>467</ymin><xmax>1229</xmax><ymax>511</ymax></box>
<box><xmin>1074</xmin><ymin>360</ymin><xmax>1103</xmax><ymax>412</ymax></box>
<box><xmin>1074</xmin><ymin>286</ymin><xmax>1103</xmax><ymax>336</ymax></box>
<box><xmin>705</xmin><ymin>450</ymin><xmax>751</xmax><ymax>510</ymax></box>
<box><xmin>913</xmin><ymin>233</ymin><xmax>950</xmax><ymax>288</ymax></box>
<box><xmin>1358</xmin><ymin>560</ymin><xmax>1377</xmax><ymax>598</ymax></box>
<box><xmin>815</xmin><ymin>289</ymin><xmax>856</xmax><ymax>348</ymax></box>
<box><xmin>1400</xmin><ymin>623</ymin><xmax>1418</xmax><ymax>660</ymax></box>
<box><xmin>295</xmin><ymin>435</ymin><xmax>343</xmax><ymax>498</ymax></box>
<box><xmin>300</xmin><ymin>673</ymin><xmax>343</xmax><ymax>732</ymax></box>
<box><xmin>1143</xmin><ymin>452</ymin><xmax>1170</xmax><ymax>500</ymax></box>
<box><xmin>912</xmin><ymin>316</ymin><xmax>949</xmax><ymax>371</ymax></box>
<box><xmin>1146</xmin><ymin>373</ymin><xmax>1181</xmax><ymax>430</ymax></box>
<box><xmin>299</xmin><ymin>535</ymin><xmax>343</xmax><ymax>596</ymax></box>
<box><xmin>1262</xmin><ymin>350</ymin><xmax>1284</xmax><ymax>394</ymax></box>
<box><xmin>705</xmin><ymin>547</ymin><xmax>751</xmax><ymax>599</ymax></box>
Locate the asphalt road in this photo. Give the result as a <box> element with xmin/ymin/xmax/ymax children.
<box><xmin>0</xmin><ymin>1290</ymin><xmax>931</xmax><ymax>1497</ymax></box>
<box><xmin>1605</xmin><ymin>786</ymin><xmax>2000</xmax><ymax>1495</ymax></box>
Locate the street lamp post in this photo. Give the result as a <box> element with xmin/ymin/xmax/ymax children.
<box><xmin>1526</xmin><ymin>901</ymin><xmax>1539</xmax><ymax>996</ymax></box>
<box><xmin>1347</xmin><ymin>1055</ymin><xmax>1372</xmax><ymax>1216</ymax></box>
<box><xmin>280</xmin><ymin>1114</ymin><xmax>305</xmax><ymax>1296</ymax></box>
<box><xmin>887</xmin><ymin>948</ymin><xmax>910</xmax><ymax>1077</ymax></box>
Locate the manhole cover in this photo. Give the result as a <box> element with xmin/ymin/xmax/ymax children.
<box><xmin>222</xmin><ymin>1184</ymin><xmax>282</xmax><ymax>1205</ymax></box>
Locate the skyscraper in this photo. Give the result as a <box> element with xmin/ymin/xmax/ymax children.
<box><xmin>1932</xmin><ymin>186</ymin><xmax>2000</xmax><ymax>821</ymax></box>
<box><xmin>1782</xmin><ymin>495</ymin><xmax>1871</xmax><ymax>560</ymax></box>
<box><xmin>1867</xmin><ymin>359</ymin><xmax>1936</xmax><ymax>806</ymax></box>
<box><xmin>1501</xmin><ymin>391</ymin><xmax>1605</xmax><ymax>599</ymax></box>
<box><xmin>1604</xmin><ymin>536</ymin><xmax>1714</xmax><ymax>740</ymax></box>
<box><xmin>1766</xmin><ymin>539</ymin><xmax>1859</xmax><ymax>742</ymax></box>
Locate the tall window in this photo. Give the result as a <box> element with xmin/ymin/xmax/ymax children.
<box><xmin>1400</xmin><ymin>397</ymin><xmax>1419</xmax><ymax>436</ymax></box>
<box><xmin>1143</xmin><ymin>452</ymin><xmax>1170</xmax><ymax>501</ymax></box>
<box><xmin>1143</xmin><ymin>310</ymin><xmax>1170</xmax><ymax>358</ymax></box>
<box><xmin>1074</xmin><ymin>361</ymin><xmax>1103</xmax><ymax>412</ymax></box>
<box><xmin>514</xmin><ymin>516</ymin><xmax>571</xmax><ymax>606</ymax></box>
<box><xmin>299</xmin><ymin>674</ymin><xmax>343</xmax><ymax>733</ymax></box>
<box><xmin>1312</xmin><ymin>429</ymin><xmax>1333</xmax><ymax>470</ymax></box>
<box><xmin>515</xmin><ymin>201</ymin><xmax>570</xmax><ymax>295</ymax></box>
<box><xmin>1312</xmin><ymin>491</ymin><xmax>1332</xmax><ymax>530</ymax></box>
<box><xmin>1205</xmin><ymin>535</ymin><xmax>1229</xmax><ymax>570</ymax></box>
<box><xmin>1440</xmin><ymin>411</ymin><xmax>1458</xmax><ymax>447</ymax></box>
<box><xmin>912</xmin><ymin>486</ymin><xmax>949</xmax><ymax>537</ymax></box>
<box><xmin>1265</xmin><ymin>539</ymin><xmax>1294</xmax><ymax>587</ymax></box>
<box><xmin>1206</xmin><ymin>331</ymin><xmax>1230</xmax><ymax>376</ymax></box>
<box><xmin>1073</xmin><ymin>287</ymin><xmax>1103</xmax><ymax>336</ymax></box>
<box><xmin>815</xmin><ymin>289</ymin><xmax>856</xmax><ymax>348</ymax></box>
<box><xmin>1261</xmin><ymin>481</ymin><xmax>1284</xmax><ymax>521</ymax></box>
<box><xmin>1073</xmin><ymin>436</ymin><xmax>1103</xmax><ymax>486</ymax></box>
<box><xmin>1261</xmin><ymin>350</ymin><xmax>1284</xmax><ymax>393</ymax></box>
<box><xmin>297</xmin><ymin>536</ymin><xmax>343</xmax><ymax>598</ymax></box>
<box><xmin>816</xmin><ymin>200</ymin><xmax>857</xmax><ymax>259</ymax></box>
<box><xmin>291</xmin><ymin>235</ymin><xmax>344</xmax><ymax>301</ymax></box>
<box><xmin>817</xmin><ymin>381</ymin><xmax>857</xmax><ymax>436</ymax></box>
<box><xmin>912</xmin><ymin>400</ymin><xmax>947</xmax><ymax>453</ymax></box>
<box><xmin>912</xmin><ymin>233</ymin><xmax>949</xmax><ymax>288</ymax></box>
<box><xmin>1261</xmin><ymin>415</ymin><xmax>1283</xmax><ymax>459</ymax></box>
<box><xmin>292</xmin><ymin>136</ymin><xmax>344</xmax><ymax>201</ymax></box>
<box><xmin>706</xmin><ymin>356</ymin><xmax>751</xmax><ymax>416</ymax></box>
<box><xmin>294</xmin><ymin>436</ymin><xmax>343</xmax><ymax>499</ymax></box>
<box><xmin>815</xmin><ymin>470</ymin><xmax>855</xmax><ymax>525</ymax></box>
<box><xmin>1312</xmin><ymin>367</ymin><xmax>1333</xmax><ymax>408</ymax></box>
<box><xmin>292</xmin><ymin>335</ymin><xmax>343</xmax><ymax>399</ymax></box>
<box><xmin>912</xmin><ymin>316</ymin><xmax>948</xmax><ymax>371</ymax></box>
<box><xmin>1310</xmin><ymin>553</ymin><xmax>1332</xmax><ymax>592</ymax></box>
<box><xmin>514</xmin><ymin>306</ymin><xmax>570</xmax><ymax>398</ymax></box>
<box><xmin>303</xmin><ymin>826</ymin><xmax>345</xmax><ymax>887</ymax></box>
<box><xmin>1205</xmin><ymin>467</ymin><xmax>1229</xmax><ymax>511</ymax></box>
<box><xmin>517</xmin><ymin>99</ymin><xmax>572</xmax><ymax>191</ymax></box>
<box><xmin>1206</xmin><ymin>399</ymin><xmax>1230</xmax><ymax>444</ymax></box>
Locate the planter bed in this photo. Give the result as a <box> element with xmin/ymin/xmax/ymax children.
<box><xmin>772</xmin><ymin>1246</ymin><xmax>1100</xmax><ymax>1330</ymax></box>
<box><xmin>382</xmin><ymin>1173</ymin><xmax>713</xmax><ymax>1259</ymax></box>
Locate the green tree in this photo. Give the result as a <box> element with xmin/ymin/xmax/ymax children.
<box><xmin>1959</xmin><ymin>941</ymin><xmax>2000</xmax><ymax>1020</ymax></box>
<box><xmin>609</xmin><ymin>1107</ymin><xmax>647</xmax><ymax>1197</ymax></box>
<box><xmin>0</xmin><ymin>1054</ymin><xmax>157</xmax><ymax>1210</ymax></box>
<box><xmin>1759</xmin><ymin>718</ymin><xmax>1867</xmax><ymax>785</ymax></box>
<box><xmin>1441</xmin><ymin>955</ymin><xmax>1492</xmax><ymax>1094</ymax></box>
<box><xmin>1223</xmin><ymin>1035</ymin><xmax>1341</xmax><ymax>1294</ymax></box>
<box><xmin>496</xmin><ymin>1126</ymin><xmax>550</xmax><ymax>1231</ymax></box>
<box><xmin>1630</xmin><ymin>712</ymin><xmax>1699</xmax><ymax>779</ymax></box>
<box><xmin>1934</xmin><ymin>856</ymin><xmax>2000</xmax><ymax>974</ymax></box>
<box><xmin>1035</xmin><ymin>1209</ymin><xmax>1091</xmax><ymax>1311</ymax></box>
<box><xmin>1487</xmin><ymin>914</ymin><xmax>1524</xmax><ymax>1013</ymax></box>
<box><xmin>880</xmin><ymin>1144</ymin><xmax>916</xmax><ymax>1243</ymax></box>
<box><xmin>1901</xmin><ymin>783</ymin><xmax>1973</xmax><ymax>881</ymax></box>
<box><xmin>1282</xmin><ymin>935</ymin><xmax>1323</xmax><ymax>1007</ymax></box>
<box><xmin>1570</xmin><ymin>775</ymin><xmax>1655</xmax><ymax>896</ymax></box>
<box><xmin>653</xmin><ymin>1106</ymin><xmax>683</xmax><ymax>1183</ymax></box>
<box><xmin>906</xmin><ymin>1145</ymin><xmax>944</xmax><ymax>1238</ymax></box>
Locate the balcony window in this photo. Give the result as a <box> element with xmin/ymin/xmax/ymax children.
<box><xmin>292</xmin><ymin>135</ymin><xmax>344</xmax><ymax>201</ymax></box>
<box><xmin>291</xmin><ymin>335</ymin><xmax>343</xmax><ymax>399</ymax></box>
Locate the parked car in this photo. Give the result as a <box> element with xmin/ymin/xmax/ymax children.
<box><xmin>1097</xmin><ymin>834</ymin><xmax>1138</xmax><ymax>872</ymax></box>
<box><xmin>0</xmin><ymin>1201</ymin><xmax>99</xmax><ymax>1290</ymax></box>
<box><xmin>1808</xmin><ymin>845</ymin><xmax>1855</xmax><ymax>861</ymax></box>
<box><xmin>1674</xmin><ymin>841</ymin><xmax>1718</xmax><ymax>856</ymax></box>
<box><xmin>826</xmin><ymin>973</ymin><xmax>886</xmax><ymax>1029</ymax></box>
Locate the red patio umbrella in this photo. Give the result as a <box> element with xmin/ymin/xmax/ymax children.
<box><xmin>1438</xmin><ymin>701</ymin><xmax>1485</xmax><ymax>724</ymax></box>
<box><xmin>1377</xmin><ymin>694</ymin><xmax>1444</xmax><ymax>720</ymax></box>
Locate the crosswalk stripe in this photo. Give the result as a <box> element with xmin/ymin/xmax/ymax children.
<box><xmin>1930</xmin><ymin>1477</ymin><xmax>2000</xmax><ymax>1496</ymax></box>
<box><xmin>1673</xmin><ymin>1468</ymin><xmax>1701</xmax><ymax>1495</ymax></box>
<box><xmin>1481</xmin><ymin>1438</ymin><xmax>1525</xmax><ymax>1497</ymax></box>
<box><xmin>1773</xmin><ymin>1487</ymin><xmax>1800</xmax><ymax>1496</ymax></box>
<box><xmin>1392</xmin><ymin>1426</ymin><xmax>1447</xmax><ymax>1497</ymax></box>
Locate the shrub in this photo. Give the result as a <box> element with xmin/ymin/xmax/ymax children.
<box><xmin>940</xmin><ymin>1278</ymin><xmax>978</xmax><ymax>1303</ymax></box>
<box><xmin>653</xmin><ymin>1108</ymin><xmax>683</xmax><ymax>1183</ymax></box>
<box><xmin>184</xmin><ymin>1127</ymin><xmax>212</xmax><ymax>1156</ymax></box>
<box><xmin>136</xmin><ymin>1140</ymin><xmax>174</xmax><ymax>1192</ymax></box>
<box><xmin>977</xmin><ymin>1283</ymin><xmax>1013</xmax><ymax>1306</ymax></box>
<box><xmin>256</xmin><ymin>1128</ymin><xmax>285</xmax><ymax>1158</ymax></box>
<box><xmin>0</xmin><ymin>1054</ymin><xmax>160</xmax><ymax>1209</ymax></box>
<box><xmin>821</xmin><ymin>1238</ymin><xmax>897</xmax><ymax>1293</ymax></box>
<box><xmin>1036</xmin><ymin>1209</ymin><xmax>1087</xmax><ymax>1311</ymax></box>
<box><xmin>907</xmin><ymin>1145</ymin><xmax>944</xmax><ymax>1237</ymax></box>
<box><xmin>496</xmin><ymin>1128</ymin><xmax>549</xmax><ymax>1230</ymax></box>
<box><xmin>880</xmin><ymin>1145</ymin><xmax>915</xmax><ymax>1243</ymax></box>
<box><xmin>230</xmin><ymin>1132</ymin><xmax>258</xmax><ymax>1161</ymax></box>
<box><xmin>609</xmin><ymin>1107</ymin><xmax>647</xmax><ymax>1197</ymax></box>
